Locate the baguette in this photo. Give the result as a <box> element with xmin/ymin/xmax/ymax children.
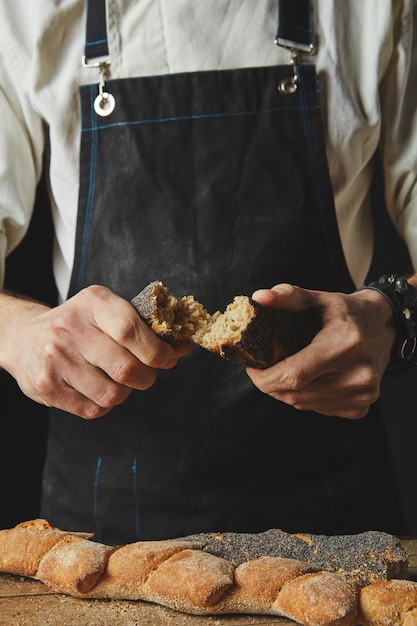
<box><xmin>0</xmin><ymin>519</ymin><xmax>413</xmax><ymax>626</ymax></box>
<box><xmin>183</xmin><ymin>528</ymin><xmax>409</xmax><ymax>586</ymax></box>
<box><xmin>359</xmin><ymin>580</ymin><xmax>417</xmax><ymax>625</ymax></box>
<box><xmin>0</xmin><ymin>518</ymin><xmax>93</xmax><ymax>578</ymax></box>
<box><xmin>131</xmin><ymin>280</ymin><xmax>319</xmax><ymax>368</ymax></box>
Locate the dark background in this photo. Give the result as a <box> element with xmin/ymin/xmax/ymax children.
<box><xmin>1</xmin><ymin>162</ymin><xmax>416</xmax><ymax>534</ymax></box>
<box><xmin>366</xmin><ymin>158</ymin><xmax>417</xmax><ymax>536</ymax></box>
<box><xmin>1</xmin><ymin>173</ymin><xmax>56</xmax><ymax>528</ymax></box>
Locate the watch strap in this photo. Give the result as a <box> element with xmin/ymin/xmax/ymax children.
<box><xmin>359</xmin><ymin>274</ymin><xmax>417</xmax><ymax>374</ymax></box>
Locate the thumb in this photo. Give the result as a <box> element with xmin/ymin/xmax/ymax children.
<box><xmin>252</xmin><ymin>283</ymin><xmax>308</xmax><ymax>312</ymax></box>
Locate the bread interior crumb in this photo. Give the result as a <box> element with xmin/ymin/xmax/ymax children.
<box><xmin>195</xmin><ymin>296</ymin><xmax>254</xmax><ymax>349</ymax></box>
<box><xmin>153</xmin><ymin>284</ymin><xmax>254</xmax><ymax>349</ymax></box>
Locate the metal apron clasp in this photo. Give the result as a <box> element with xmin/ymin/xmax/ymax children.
<box><xmin>275</xmin><ymin>10</ymin><xmax>316</xmax><ymax>94</ymax></box>
<box><xmin>82</xmin><ymin>56</ymin><xmax>116</xmax><ymax>116</ymax></box>
<box><xmin>277</xmin><ymin>48</ymin><xmax>300</xmax><ymax>94</ymax></box>
<box><xmin>275</xmin><ymin>37</ymin><xmax>315</xmax><ymax>94</ymax></box>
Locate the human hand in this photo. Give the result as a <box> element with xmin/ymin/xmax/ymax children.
<box><xmin>0</xmin><ymin>285</ymin><xmax>191</xmax><ymax>419</ymax></box>
<box><xmin>246</xmin><ymin>283</ymin><xmax>397</xmax><ymax>419</ymax></box>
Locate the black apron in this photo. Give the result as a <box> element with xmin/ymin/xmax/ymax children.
<box><xmin>41</xmin><ymin>0</ymin><xmax>405</xmax><ymax>545</ymax></box>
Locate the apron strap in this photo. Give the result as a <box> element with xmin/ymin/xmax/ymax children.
<box><xmin>83</xmin><ymin>0</ymin><xmax>314</xmax><ymax>62</ymax></box>
<box><xmin>84</xmin><ymin>0</ymin><xmax>109</xmax><ymax>63</ymax></box>
<box><xmin>82</xmin><ymin>0</ymin><xmax>114</xmax><ymax>117</ymax></box>
<box><xmin>81</xmin><ymin>0</ymin><xmax>315</xmax><ymax>106</ymax></box>
<box><xmin>276</xmin><ymin>0</ymin><xmax>314</xmax><ymax>53</ymax></box>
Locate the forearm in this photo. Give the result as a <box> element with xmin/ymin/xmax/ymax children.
<box><xmin>0</xmin><ymin>290</ymin><xmax>50</xmax><ymax>377</ymax></box>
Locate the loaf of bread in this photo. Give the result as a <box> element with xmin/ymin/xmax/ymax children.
<box><xmin>0</xmin><ymin>518</ymin><xmax>94</xmax><ymax>578</ymax></box>
<box><xmin>183</xmin><ymin>528</ymin><xmax>409</xmax><ymax>587</ymax></box>
<box><xmin>359</xmin><ymin>580</ymin><xmax>417</xmax><ymax>625</ymax></box>
<box><xmin>0</xmin><ymin>519</ymin><xmax>414</xmax><ymax>626</ymax></box>
<box><xmin>131</xmin><ymin>280</ymin><xmax>319</xmax><ymax>368</ymax></box>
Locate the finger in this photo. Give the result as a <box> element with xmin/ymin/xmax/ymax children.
<box><xmin>252</xmin><ymin>283</ymin><xmax>316</xmax><ymax>312</ymax></box>
<box><xmin>247</xmin><ymin>338</ymin><xmax>331</xmax><ymax>394</ymax></box>
<box><xmin>83</xmin><ymin>286</ymin><xmax>179</xmax><ymax>368</ymax></box>
<box><xmin>27</xmin><ymin>369</ymin><xmax>128</xmax><ymax>420</ymax></box>
<box><xmin>249</xmin><ymin>380</ymin><xmax>373</xmax><ymax>419</ymax></box>
<box><xmin>79</xmin><ymin>332</ymin><xmax>160</xmax><ymax>391</ymax></box>
<box><xmin>248</xmin><ymin>363</ymin><xmax>378</xmax><ymax>419</ymax></box>
<box><xmin>48</xmin><ymin>384</ymin><xmax>120</xmax><ymax>420</ymax></box>
<box><xmin>173</xmin><ymin>339</ymin><xmax>193</xmax><ymax>358</ymax></box>
<box><xmin>25</xmin><ymin>325</ymin><xmax>154</xmax><ymax>413</ymax></box>
<box><xmin>62</xmin><ymin>369</ymin><xmax>133</xmax><ymax>414</ymax></box>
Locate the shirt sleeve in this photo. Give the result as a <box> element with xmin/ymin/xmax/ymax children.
<box><xmin>379</xmin><ymin>2</ymin><xmax>417</xmax><ymax>271</ymax></box>
<box><xmin>0</xmin><ymin>17</ymin><xmax>45</xmax><ymax>288</ymax></box>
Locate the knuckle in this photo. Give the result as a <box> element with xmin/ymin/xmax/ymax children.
<box><xmin>109</xmin><ymin>359</ymin><xmax>158</xmax><ymax>389</ymax></box>
<box><xmin>357</xmin><ymin>365</ymin><xmax>380</xmax><ymax>398</ymax></box>
<box><xmin>146</xmin><ymin>351</ymin><xmax>175</xmax><ymax>370</ymax></box>
<box><xmin>340</xmin><ymin>326</ymin><xmax>364</xmax><ymax>358</ymax></box>
<box><xmin>281</xmin><ymin>368</ymin><xmax>305</xmax><ymax>392</ymax></box>
<box><xmin>80</xmin><ymin>404</ymin><xmax>111</xmax><ymax>420</ymax></box>
<box><xmin>41</xmin><ymin>338</ymin><xmax>62</xmax><ymax>360</ymax></box>
<box><xmin>114</xmin><ymin>316</ymin><xmax>138</xmax><ymax>343</ymax></box>
<box><xmin>31</xmin><ymin>364</ymin><xmax>55</xmax><ymax>399</ymax></box>
<box><xmin>95</xmin><ymin>384</ymin><xmax>130</xmax><ymax>409</ymax></box>
<box><xmin>81</xmin><ymin>284</ymin><xmax>111</xmax><ymax>303</ymax></box>
<box><xmin>110</xmin><ymin>358</ymin><xmax>137</xmax><ymax>385</ymax></box>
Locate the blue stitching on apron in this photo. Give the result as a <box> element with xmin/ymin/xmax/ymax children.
<box><xmin>85</xmin><ymin>38</ymin><xmax>108</xmax><ymax>47</ymax></box>
<box><xmin>131</xmin><ymin>458</ymin><xmax>140</xmax><ymax>540</ymax></box>
<box><xmin>77</xmin><ymin>84</ymin><xmax>100</xmax><ymax>292</ymax></box>
<box><xmin>93</xmin><ymin>456</ymin><xmax>103</xmax><ymax>542</ymax></box>
<box><xmin>298</xmin><ymin>73</ymin><xmax>317</xmax><ymax>183</ymax></box>
<box><xmin>81</xmin><ymin>105</ymin><xmax>319</xmax><ymax>134</ymax></box>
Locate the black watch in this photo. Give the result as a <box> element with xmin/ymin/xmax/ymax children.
<box><xmin>359</xmin><ymin>274</ymin><xmax>417</xmax><ymax>374</ymax></box>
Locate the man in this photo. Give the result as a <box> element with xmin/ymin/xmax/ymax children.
<box><xmin>0</xmin><ymin>0</ymin><xmax>416</xmax><ymax>544</ymax></box>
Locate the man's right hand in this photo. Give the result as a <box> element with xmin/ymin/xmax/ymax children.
<box><xmin>0</xmin><ymin>285</ymin><xmax>190</xmax><ymax>419</ymax></box>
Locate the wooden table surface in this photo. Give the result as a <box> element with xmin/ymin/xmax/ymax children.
<box><xmin>0</xmin><ymin>539</ymin><xmax>416</xmax><ymax>626</ymax></box>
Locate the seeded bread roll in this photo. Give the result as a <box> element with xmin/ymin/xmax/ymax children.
<box><xmin>131</xmin><ymin>280</ymin><xmax>319</xmax><ymax>368</ymax></box>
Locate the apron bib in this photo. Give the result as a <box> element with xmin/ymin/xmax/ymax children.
<box><xmin>42</xmin><ymin>0</ymin><xmax>405</xmax><ymax>544</ymax></box>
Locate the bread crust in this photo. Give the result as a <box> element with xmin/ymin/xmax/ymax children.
<box><xmin>0</xmin><ymin>519</ymin><xmax>413</xmax><ymax>625</ymax></box>
<box><xmin>131</xmin><ymin>280</ymin><xmax>319</xmax><ymax>368</ymax></box>
<box><xmin>359</xmin><ymin>580</ymin><xmax>417</xmax><ymax>626</ymax></box>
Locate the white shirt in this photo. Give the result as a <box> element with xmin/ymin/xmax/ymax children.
<box><xmin>0</xmin><ymin>0</ymin><xmax>416</xmax><ymax>301</ymax></box>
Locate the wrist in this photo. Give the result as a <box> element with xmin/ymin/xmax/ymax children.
<box><xmin>357</xmin><ymin>275</ymin><xmax>417</xmax><ymax>374</ymax></box>
<box><xmin>0</xmin><ymin>292</ymin><xmax>49</xmax><ymax>372</ymax></box>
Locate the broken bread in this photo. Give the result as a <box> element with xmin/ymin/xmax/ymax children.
<box><xmin>130</xmin><ymin>280</ymin><xmax>319</xmax><ymax>369</ymax></box>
